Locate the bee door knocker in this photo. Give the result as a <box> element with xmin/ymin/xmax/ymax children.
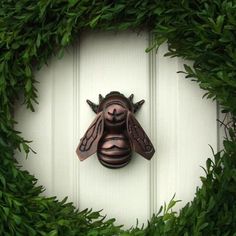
<box><xmin>76</xmin><ymin>91</ymin><xmax>155</xmax><ymax>169</ymax></box>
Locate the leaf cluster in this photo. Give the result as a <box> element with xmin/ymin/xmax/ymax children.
<box><xmin>1</xmin><ymin>0</ymin><xmax>236</xmax><ymax>235</ymax></box>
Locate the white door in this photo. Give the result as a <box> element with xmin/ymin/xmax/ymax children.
<box><xmin>15</xmin><ymin>31</ymin><xmax>218</xmax><ymax>227</ymax></box>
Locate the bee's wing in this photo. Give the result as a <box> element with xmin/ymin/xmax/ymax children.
<box><xmin>126</xmin><ymin>111</ymin><xmax>155</xmax><ymax>160</ymax></box>
<box><xmin>76</xmin><ymin>112</ymin><xmax>104</xmax><ymax>161</ymax></box>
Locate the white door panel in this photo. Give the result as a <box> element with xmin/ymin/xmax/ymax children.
<box><xmin>15</xmin><ymin>31</ymin><xmax>217</xmax><ymax>227</ymax></box>
<box><xmin>78</xmin><ymin>31</ymin><xmax>150</xmax><ymax>226</ymax></box>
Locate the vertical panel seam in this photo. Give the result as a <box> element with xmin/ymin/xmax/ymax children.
<box><xmin>176</xmin><ymin>59</ymin><xmax>181</xmax><ymax>204</ymax></box>
<box><xmin>72</xmin><ymin>41</ymin><xmax>80</xmax><ymax>208</ymax></box>
<box><xmin>216</xmin><ymin>102</ymin><xmax>221</xmax><ymax>152</ymax></box>
<box><xmin>149</xmin><ymin>33</ymin><xmax>158</xmax><ymax>218</ymax></box>
<box><xmin>51</xmin><ymin>62</ymin><xmax>55</xmax><ymax>196</ymax></box>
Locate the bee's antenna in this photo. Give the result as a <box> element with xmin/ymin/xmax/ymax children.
<box><xmin>134</xmin><ymin>100</ymin><xmax>145</xmax><ymax>113</ymax></box>
<box><xmin>86</xmin><ymin>100</ymin><xmax>99</xmax><ymax>113</ymax></box>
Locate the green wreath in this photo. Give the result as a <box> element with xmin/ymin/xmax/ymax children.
<box><xmin>1</xmin><ymin>1</ymin><xmax>236</xmax><ymax>235</ymax></box>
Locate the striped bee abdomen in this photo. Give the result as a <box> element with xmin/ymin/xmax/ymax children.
<box><xmin>97</xmin><ymin>133</ymin><xmax>132</xmax><ymax>168</ymax></box>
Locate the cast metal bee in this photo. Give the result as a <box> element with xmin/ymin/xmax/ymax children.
<box><xmin>76</xmin><ymin>91</ymin><xmax>155</xmax><ymax>169</ymax></box>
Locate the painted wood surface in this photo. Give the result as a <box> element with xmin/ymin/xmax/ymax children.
<box><xmin>15</xmin><ymin>31</ymin><xmax>218</xmax><ymax>227</ymax></box>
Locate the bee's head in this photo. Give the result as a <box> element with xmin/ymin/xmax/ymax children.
<box><xmin>86</xmin><ymin>91</ymin><xmax>145</xmax><ymax>115</ymax></box>
<box><xmin>103</xmin><ymin>102</ymin><xmax>127</xmax><ymax>128</ymax></box>
<box><xmin>99</xmin><ymin>91</ymin><xmax>132</xmax><ymax>112</ymax></box>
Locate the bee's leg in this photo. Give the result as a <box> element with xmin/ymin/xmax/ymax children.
<box><xmin>134</xmin><ymin>100</ymin><xmax>145</xmax><ymax>113</ymax></box>
<box><xmin>86</xmin><ymin>100</ymin><xmax>99</xmax><ymax>113</ymax></box>
<box><xmin>99</xmin><ymin>94</ymin><xmax>104</xmax><ymax>103</ymax></box>
<box><xmin>128</xmin><ymin>94</ymin><xmax>134</xmax><ymax>102</ymax></box>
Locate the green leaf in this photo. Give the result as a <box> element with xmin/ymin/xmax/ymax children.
<box><xmin>36</xmin><ymin>34</ymin><xmax>41</xmax><ymax>48</ymax></box>
<box><xmin>61</xmin><ymin>32</ymin><xmax>71</xmax><ymax>46</ymax></box>
<box><xmin>25</xmin><ymin>79</ymin><xmax>32</xmax><ymax>93</ymax></box>
<box><xmin>215</xmin><ymin>15</ymin><xmax>225</xmax><ymax>33</ymax></box>
<box><xmin>198</xmin><ymin>222</ymin><xmax>209</xmax><ymax>231</ymax></box>
<box><xmin>68</xmin><ymin>0</ymin><xmax>78</xmax><ymax>6</ymax></box>
<box><xmin>12</xmin><ymin>214</ymin><xmax>22</xmax><ymax>225</ymax></box>
<box><xmin>12</xmin><ymin>42</ymin><xmax>20</xmax><ymax>50</ymax></box>
<box><xmin>3</xmin><ymin>207</ymin><xmax>9</xmax><ymax>216</ymax></box>
<box><xmin>25</xmin><ymin>66</ymin><xmax>32</xmax><ymax>77</ymax></box>
<box><xmin>89</xmin><ymin>15</ymin><xmax>101</xmax><ymax>28</ymax></box>
<box><xmin>184</xmin><ymin>64</ymin><xmax>194</xmax><ymax>75</ymax></box>
<box><xmin>0</xmin><ymin>174</ymin><xmax>6</xmax><ymax>188</ymax></box>
<box><xmin>48</xmin><ymin>230</ymin><xmax>58</xmax><ymax>236</ymax></box>
<box><xmin>87</xmin><ymin>230</ymin><xmax>99</xmax><ymax>236</ymax></box>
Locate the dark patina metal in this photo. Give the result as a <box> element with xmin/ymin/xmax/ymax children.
<box><xmin>76</xmin><ymin>91</ymin><xmax>155</xmax><ymax>169</ymax></box>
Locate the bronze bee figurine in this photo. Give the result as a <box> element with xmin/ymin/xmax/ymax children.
<box><xmin>76</xmin><ymin>91</ymin><xmax>155</xmax><ymax>169</ymax></box>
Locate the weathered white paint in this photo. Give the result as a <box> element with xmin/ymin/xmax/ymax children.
<box><xmin>15</xmin><ymin>31</ymin><xmax>218</xmax><ymax>227</ymax></box>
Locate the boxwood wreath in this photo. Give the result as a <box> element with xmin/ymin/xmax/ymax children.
<box><xmin>1</xmin><ymin>0</ymin><xmax>236</xmax><ymax>235</ymax></box>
